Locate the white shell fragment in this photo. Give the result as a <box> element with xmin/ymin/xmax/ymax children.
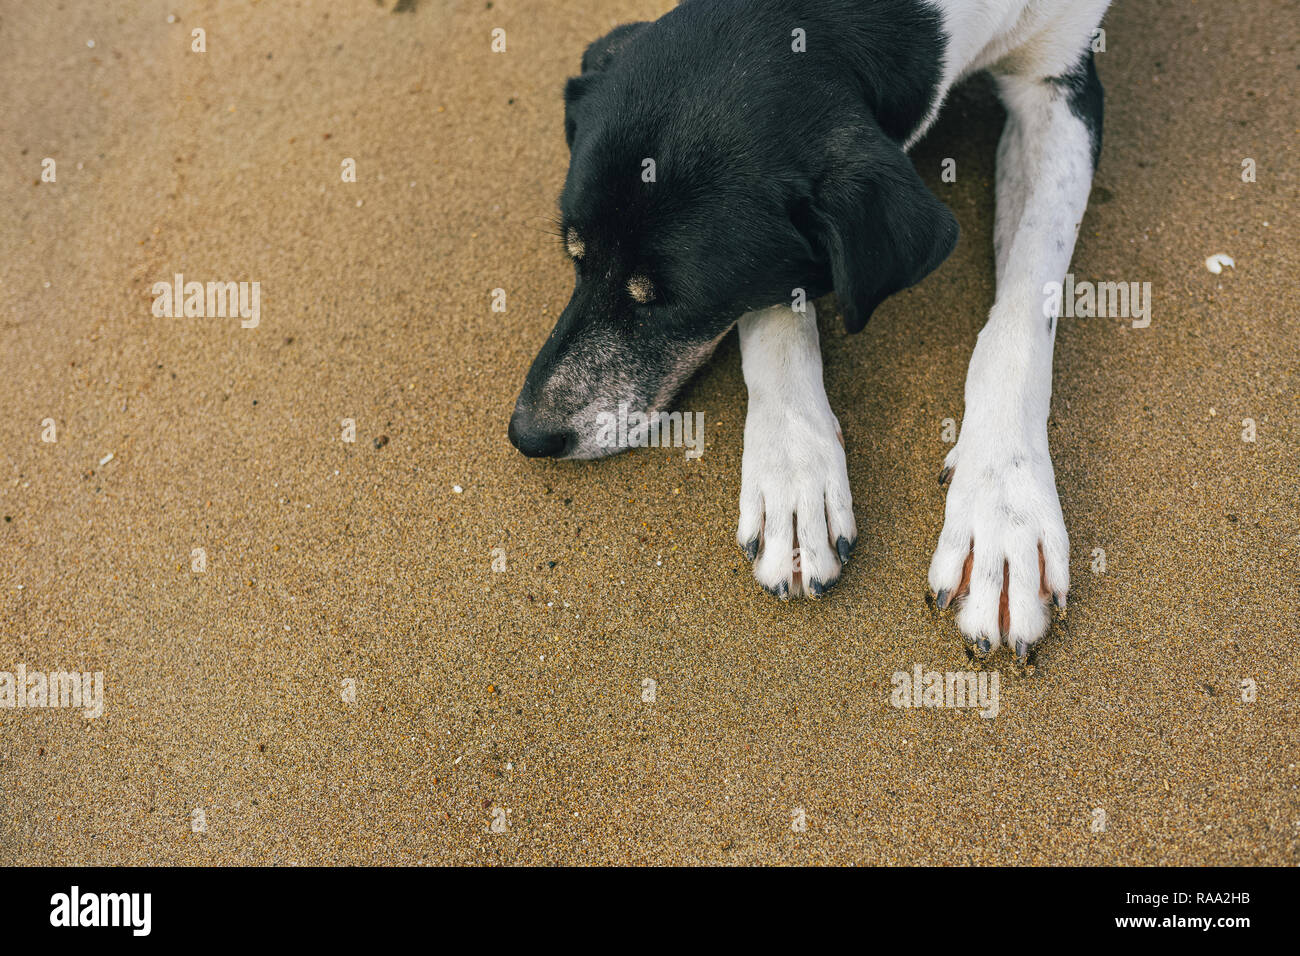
<box><xmin>1205</xmin><ymin>253</ymin><xmax>1235</xmax><ymax>274</ymax></box>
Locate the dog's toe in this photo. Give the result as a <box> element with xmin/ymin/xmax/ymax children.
<box><xmin>794</xmin><ymin>498</ymin><xmax>843</xmax><ymax>597</ymax></box>
<box><xmin>752</xmin><ymin>504</ymin><xmax>797</xmax><ymax>594</ymax></box>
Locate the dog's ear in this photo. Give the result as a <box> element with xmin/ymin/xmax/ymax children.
<box><xmin>565</xmin><ymin>23</ymin><xmax>649</xmax><ymax>147</ymax></box>
<box><xmin>810</xmin><ymin>127</ymin><xmax>958</xmax><ymax>333</ymax></box>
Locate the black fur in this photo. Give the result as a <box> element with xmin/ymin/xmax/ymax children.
<box><xmin>512</xmin><ymin>0</ymin><xmax>957</xmax><ymax>454</ymax></box>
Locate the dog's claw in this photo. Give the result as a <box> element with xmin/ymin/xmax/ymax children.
<box><xmin>976</xmin><ymin>637</ymin><xmax>992</xmax><ymax>656</ymax></box>
<box><xmin>808</xmin><ymin>577</ymin><xmax>830</xmax><ymax>598</ymax></box>
<box><xmin>835</xmin><ymin>536</ymin><xmax>854</xmax><ymax>565</ymax></box>
<box><xmin>939</xmin><ymin>466</ymin><xmax>953</xmax><ymax>485</ymax></box>
<box><xmin>935</xmin><ymin>588</ymin><xmax>952</xmax><ymax>610</ymax></box>
<box><xmin>762</xmin><ymin>581</ymin><xmax>789</xmax><ymax>600</ymax></box>
<box><xmin>742</xmin><ymin>538</ymin><xmax>759</xmax><ymax>562</ymax></box>
<box><xmin>1015</xmin><ymin>639</ymin><xmax>1030</xmax><ymax>664</ymax></box>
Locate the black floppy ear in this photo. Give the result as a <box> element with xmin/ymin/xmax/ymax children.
<box><xmin>813</xmin><ymin>128</ymin><xmax>958</xmax><ymax>333</ymax></box>
<box><xmin>564</xmin><ymin>23</ymin><xmax>648</xmax><ymax>148</ymax></box>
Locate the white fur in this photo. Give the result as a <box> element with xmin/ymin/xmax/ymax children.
<box><xmin>737</xmin><ymin>303</ymin><xmax>856</xmax><ymax>598</ymax></box>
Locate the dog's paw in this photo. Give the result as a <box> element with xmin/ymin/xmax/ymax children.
<box><xmin>928</xmin><ymin>441</ymin><xmax>1068</xmax><ymax>658</ymax></box>
<box><xmin>737</xmin><ymin>404</ymin><xmax>857</xmax><ymax>599</ymax></box>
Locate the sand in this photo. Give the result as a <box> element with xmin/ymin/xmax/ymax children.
<box><xmin>0</xmin><ymin>0</ymin><xmax>1295</xmax><ymax>865</ymax></box>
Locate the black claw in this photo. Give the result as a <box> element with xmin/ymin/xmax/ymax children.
<box><xmin>808</xmin><ymin>577</ymin><xmax>835</xmax><ymax>598</ymax></box>
<box><xmin>743</xmin><ymin>538</ymin><xmax>759</xmax><ymax>561</ymax></box>
<box><xmin>976</xmin><ymin>637</ymin><xmax>992</xmax><ymax>655</ymax></box>
<box><xmin>1015</xmin><ymin>639</ymin><xmax>1030</xmax><ymax>663</ymax></box>
<box><xmin>935</xmin><ymin>588</ymin><xmax>952</xmax><ymax>610</ymax></box>
<box><xmin>835</xmin><ymin>536</ymin><xmax>855</xmax><ymax>564</ymax></box>
<box><xmin>939</xmin><ymin>466</ymin><xmax>953</xmax><ymax>485</ymax></box>
<box><xmin>764</xmin><ymin>581</ymin><xmax>790</xmax><ymax>600</ymax></box>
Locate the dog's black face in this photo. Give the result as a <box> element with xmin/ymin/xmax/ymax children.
<box><xmin>509</xmin><ymin>4</ymin><xmax>958</xmax><ymax>460</ymax></box>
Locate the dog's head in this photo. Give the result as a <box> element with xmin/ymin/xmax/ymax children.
<box><xmin>509</xmin><ymin>12</ymin><xmax>957</xmax><ymax>459</ymax></box>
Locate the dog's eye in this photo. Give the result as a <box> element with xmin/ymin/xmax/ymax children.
<box><xmin>626</xmin><ymin>275</ymin><xmax>655</xmax><ymax>304</ymax></box>
<box><xmin>565</xmin><ymin>228</ymin><xmax>585</xmax><ymax>260</ymax></box>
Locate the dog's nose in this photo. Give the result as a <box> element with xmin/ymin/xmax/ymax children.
<box><xmin>508</xmin><ymin>411</ymin><xmax>571</xmax><ymax>458</ymax></box>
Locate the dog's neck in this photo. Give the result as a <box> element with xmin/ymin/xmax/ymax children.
<box><xmin>802</xmin><ymin>0</ymin><xmax>1049</xmax><ymax>150</ymax></box>
<box><xmin>904</xmin><ymin>0</ymin><xmax>1079</xmax><ymax>150</ymax></box>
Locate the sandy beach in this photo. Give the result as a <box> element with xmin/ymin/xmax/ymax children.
<box><xmin>1</xmin><ymin>0</ymin><xmax>1296</xmax><ymax>864</ymax></box>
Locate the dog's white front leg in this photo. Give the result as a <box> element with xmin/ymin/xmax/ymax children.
<box><xmin>929</xmin><ymin>61</ymin><xmax>1102</xmax><ymax>657</ymax></box>
<box><xmin>737</xmin><ymin>303</ymin><xmax>857</xmax><ymax>598</ymax></box>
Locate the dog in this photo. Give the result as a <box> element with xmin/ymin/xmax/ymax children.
<box><xmin>509</xmin><ymin>0</ymin><xmax>1109</xmax><ymax>661</ymax></box>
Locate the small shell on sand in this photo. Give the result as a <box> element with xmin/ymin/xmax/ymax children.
<box><xmin>1205</xmin><ymin>253</ymin><xmax>1235</xmax><ymax>274</ymax></box>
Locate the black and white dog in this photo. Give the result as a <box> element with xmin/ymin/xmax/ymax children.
<box><xmin>509</xmin><ymin>0</ymin><xmax>1109</xmax><ymax>660</ymax></box>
